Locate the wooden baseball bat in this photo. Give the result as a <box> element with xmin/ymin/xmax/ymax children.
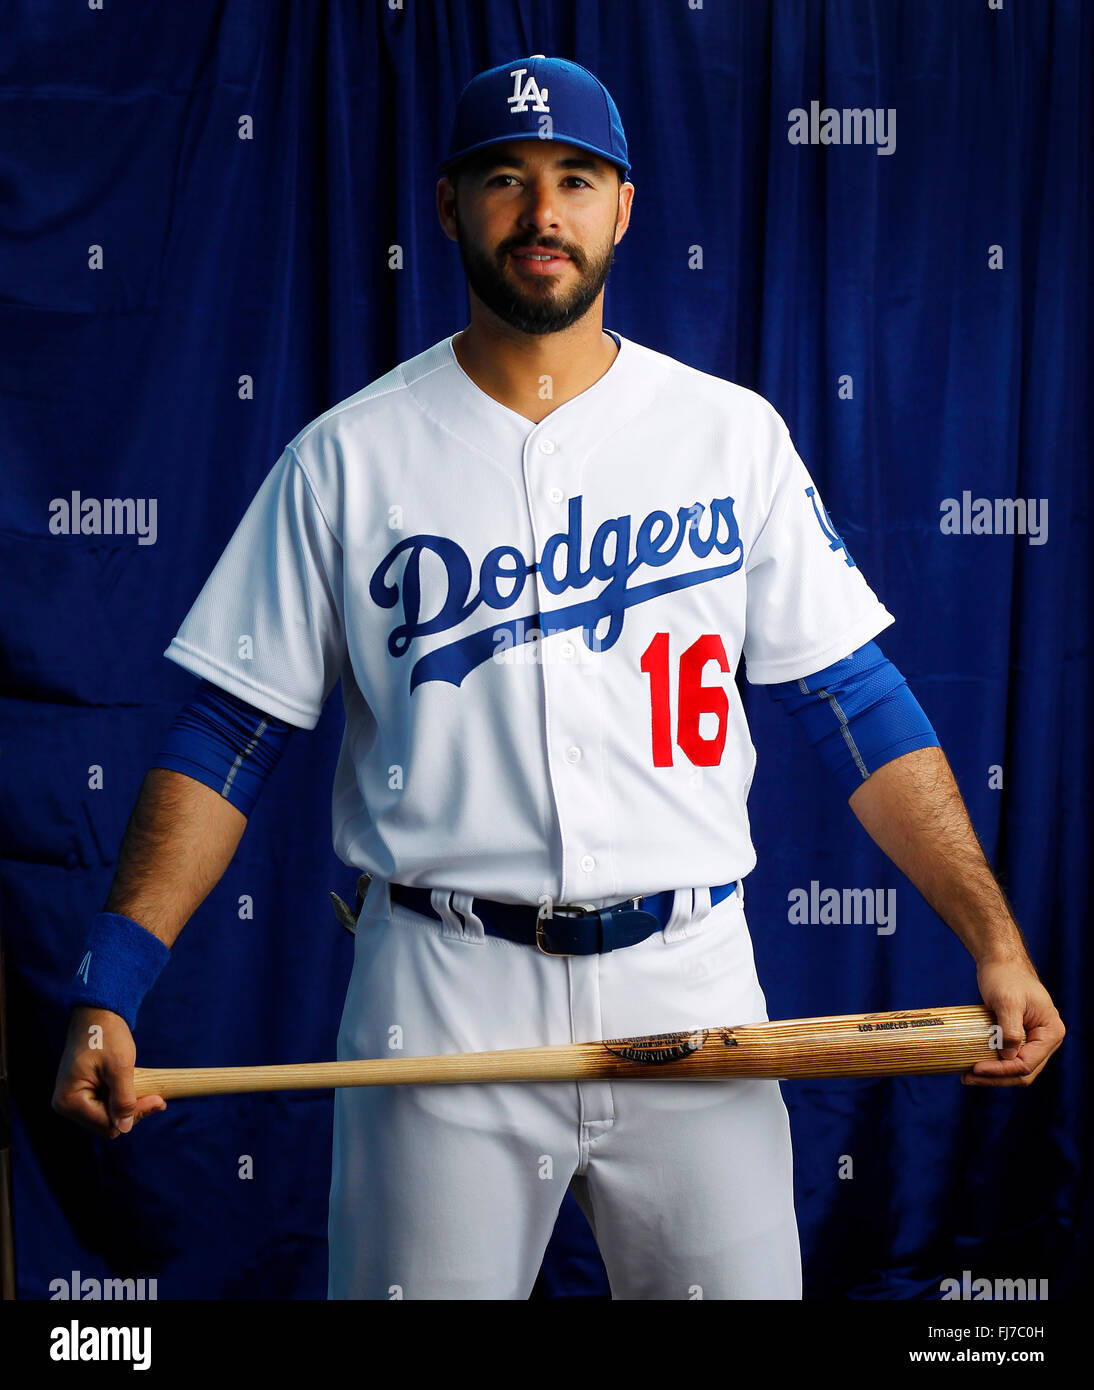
<box><xmin>133</xmin><ymin>1005</ymin><xmax>997</xmax><ymax>1099</ymax></box>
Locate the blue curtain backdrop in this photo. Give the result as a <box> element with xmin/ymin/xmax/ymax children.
<box><xmin>1</xmin><ymin>0</ymin><xmax>1089</xmax><ymax>1300</ymax></box>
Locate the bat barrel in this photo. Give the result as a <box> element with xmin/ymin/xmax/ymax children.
<box><xmin>702</xmin><ymin>1005</ymin><xmax>998</xmax><ymax>1079</ymax></box>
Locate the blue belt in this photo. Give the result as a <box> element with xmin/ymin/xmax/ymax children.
<box><xmin>389</xmin><ymin>881</ymin><xmax>738</xmax><ymax>956</ymax></box>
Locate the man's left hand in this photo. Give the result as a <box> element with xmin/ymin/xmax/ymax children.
<box><xmin>964</xmin><ymin>959</ymin><xmax>1065</xmax><ymax>1087</ymax></box>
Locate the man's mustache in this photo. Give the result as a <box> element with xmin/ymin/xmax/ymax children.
<box><xmin>500</xmin><ymin>238</ymin><xmax>584</xmax><ymax>269</ymax></box>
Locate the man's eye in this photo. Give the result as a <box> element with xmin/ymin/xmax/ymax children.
<box><xmin>484</xmin><ymin>174</ymin><xmax>591</xmax><ymax>188</ymax></box>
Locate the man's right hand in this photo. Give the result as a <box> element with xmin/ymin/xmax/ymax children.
<box><xmin>52</xmin><ymin>1006</ymin><xmax>167</xmax><ymax>1139</ymax></box>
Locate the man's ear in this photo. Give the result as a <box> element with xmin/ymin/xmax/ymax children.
<box><xmin>614</xmin><ymin>181</ymin><xmax>635</xmax><ymax>245</ymax></box>
<box><xmin>437</xmin><ymin>176</ymin><xmax>459</xmax><ymax>242</ymax></box>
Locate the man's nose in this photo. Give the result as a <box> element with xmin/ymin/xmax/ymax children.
<box><xmin>517</xmin><ymin>181</ymin><xmax>560</xmax><ymax>229</ymax></box>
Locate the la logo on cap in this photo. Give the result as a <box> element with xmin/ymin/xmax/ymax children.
<box><xmin>508</xmin><ymin>60</ymin><xmax>550</xmax><ymax>115</ymax></box>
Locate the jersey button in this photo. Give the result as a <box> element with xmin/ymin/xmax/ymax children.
<box><xmin>548</xmin><ymin>486</ymin><xmax>564</xmax><ymax>504</ymax></box>
<box><xmin>559</xmin><ymin>639</ymin><xmax>575</xmax><ymax>659</ymax></box>
<box><xmin>579</xmin><ymin>854</ymin><xmax>596</xmax><ymax>872</ymax></box>
<box><xmin>537</xmin><ymin>438</ymin><xmax>556</xmax><ymax>454</ymax></box>
<box><xmin>565</xmin><ymin>745</ymin><xmax>581</xmax><ymax>764</ymax></box>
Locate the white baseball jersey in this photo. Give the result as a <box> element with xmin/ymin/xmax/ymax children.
<box><xmin>165</xmin><ymin>332</ymin><xmax>894</xmax><ymax>905</ymax></box>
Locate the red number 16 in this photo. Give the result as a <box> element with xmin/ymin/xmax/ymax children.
<box><xmin>639</xmin><ymin>633</ymin><xmax>731</xmax><ymax>767</ymax></box>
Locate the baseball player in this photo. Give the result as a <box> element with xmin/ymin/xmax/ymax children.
<box><xmin>54</xmin><ymin>56</ymin><xmax>1064</xmax><ymax>1300</ymax></box>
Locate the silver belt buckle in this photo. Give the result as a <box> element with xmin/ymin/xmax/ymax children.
<box><xmin>535</xmin><ymin>898</ymin><xmax>591</xmax><ymax>957</ymax></box>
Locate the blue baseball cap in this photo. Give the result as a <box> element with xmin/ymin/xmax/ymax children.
<box><xmin>437</xmin><ymin>55</ymin><xmax>631</xmax><ymax>181</ymax></box>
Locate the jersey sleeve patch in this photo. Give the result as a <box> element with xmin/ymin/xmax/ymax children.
<box><xmin>741</xmin><ymin>431</ymin><xmax>895</xmax><ymax>683</ymax></box>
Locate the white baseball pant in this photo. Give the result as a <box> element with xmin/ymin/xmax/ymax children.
<box><xmin>327</xmin><ymin>879</ymin><xmax>802</xmax><ymax>1300</ymax></box>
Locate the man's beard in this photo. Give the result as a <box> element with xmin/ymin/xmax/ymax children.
<box><xmin>454</xmin><ymin>213</ymin><xmax>616</xmax><ymax>335</ymax></box>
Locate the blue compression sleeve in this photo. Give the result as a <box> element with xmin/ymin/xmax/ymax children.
<box><xmin>766</xmin><ymin>641</ymin><xmax>941</xmax><ymax>799</ymax></box>
<box><xmin>151</xmin><ymin>679</ymin><xmax>294</xmax><ymax>816</ymax></box>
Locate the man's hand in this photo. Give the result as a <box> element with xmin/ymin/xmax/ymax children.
<box><xmin>52</xmin><ymin>1006</ymin><xmax>166</xmax><ymax>1138</ymax></box>
<box><xmin>963</xmin><ymin>958</ymin><xmax>1066</xmax><ymax>1087</ymax></box>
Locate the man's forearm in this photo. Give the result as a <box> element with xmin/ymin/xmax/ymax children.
<box><xmin>103</xmin><ymin>767</ymin><xmax>247</xmax><ymax>947</ymax></box>
<box><xmin>847</xmin><ymin>746</ymin><xmax>1030</xmax><ymax>967</ymax></box>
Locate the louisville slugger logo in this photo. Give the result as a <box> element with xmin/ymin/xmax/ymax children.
<box><xmin>602</xmin><ymin>1030</ymin><xmax>708</xmax><ymax>1064</ymax></box>
<box><xmin>369</xmin><ymin>494</ymin><xmax>745</xmax><ymax>691</ymax></box>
